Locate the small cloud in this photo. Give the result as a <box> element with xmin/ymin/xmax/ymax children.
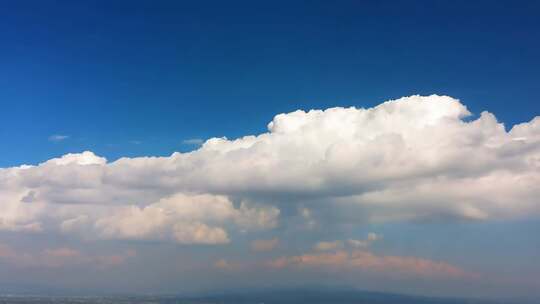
<box><xmin>348</xmin><ymin>232</ymin><xmax>383</xmax><ymax>249</ymax></box>
<box><xmin>182</xmin><ymin>138</ymin><xmax>204</xmax><ymax>145</ymax></box>
<box><xmin>213</xmin><ymin>258</ymin><xmax>247</xmax><ymax>271</ymax></box>
<box><xmin>347</xmin><ymin>239</ymin><xmax>369</xmax><ymax>248</ymax></box>
<box><xmin>48</xmin><ymin>134</ymin><xmax>69</xmax><ymax>142</ymax></box>
<box><xmin>214</xmin><ymin>258</ymin><xmax>231</xmax><ymax>269</ymax></box>
<box><xmin>129</xmin><ymin>140</ymin><xmax>142</xmax><ymax>145</ymax></box>
<box><xmin>251</xmin><ymin>238</ymin><xmax>279</xmax><ymax>252</ymax></box>
<box><xmin>43</xmin><ymin>247</ymin><xmax>81</xmax><ymax>259</ymax></box>
<box><xmin>367</xmin><ymin>232</ymin><xmax>382</xmax><ymax>242</ymax></box>
<box><xmin>314</xmin><ymin>240</ymin><xmax>343</xmax><ymax>251</ymax></box>
<box><xmin>299</xmin><ymin>207</ymin><xmax>316</xmax><ymax>229</ymax></box>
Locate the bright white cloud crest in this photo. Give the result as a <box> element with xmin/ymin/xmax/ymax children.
<box><xmin>1</xmin><ymin>95</ymin><xmax>539</xmax><ymax>244</ymax></box>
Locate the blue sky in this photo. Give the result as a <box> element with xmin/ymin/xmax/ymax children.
<box><xmin>1</xmin><ymin>0</ymin><xmax>539</xmax><ymax>166</ymax></box>
<box><xmin>0</xmin><ymin>1</ymin><xmax>539</xmax><ymax>299</ymax></box>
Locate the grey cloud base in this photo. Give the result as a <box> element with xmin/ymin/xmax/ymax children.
<box><xmin>1</xmin><ymin>95</ymin><xmax>539</xmax><ymax>244</ymax></box>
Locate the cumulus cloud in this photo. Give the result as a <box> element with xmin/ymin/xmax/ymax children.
<box><xmin>62</xmin><ymin>193</ymin><xmax>279</xmax><ymax>244</ymax></box>
<box><xmin>1</xmin><ymin>95</ymin><xmax>539</xmax><ymax>244</ymax></box>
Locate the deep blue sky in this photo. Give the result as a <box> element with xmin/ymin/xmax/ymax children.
<box><xmin>1</xmin><ymin>0</ymin><xmax>539</xmax><ymax>166</ymax></box>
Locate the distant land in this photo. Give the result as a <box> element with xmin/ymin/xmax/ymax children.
<box><xmin>0</xmin><ymin>289</ymin><xmax>533</xmax><ymax>304</ymax></box>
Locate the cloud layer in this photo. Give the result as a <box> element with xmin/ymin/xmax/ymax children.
<box><xmin>1</xmin><ymin>95</ymin><xmax>539</xmax><ymax>244</ymax></box>
<box><xmin>0</xmin><ymin>243</ymin><xmax>135</xmax><ymax>269</ymax></box>
<box><xmin>267</xmin><ymin>250</ymin><xmax>475</xmax><ymax>279</ymax></box>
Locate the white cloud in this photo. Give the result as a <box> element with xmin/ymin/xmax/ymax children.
<box><xmin>1</xmin><ymin>95</ymin><xmax>539</xmax><ymax>244</ymax></box>
<box><xmin>368</xmin><ymin>232</ymin><xmax>382</xmax><ymax>242</ymax></box>
<box><xmin>65</xmin><ymin>193</ymin><xmax>278</xmax><ymax>244</ymax></box>
<box><xmin>348</xmin><ymin>232</ymin><xmax>382</xmax><ymax>248</ymax></box>
<box><xmin>48</xmin><ymin>134</ymin><xmax>69</xmax><ymax>142</ymax></box>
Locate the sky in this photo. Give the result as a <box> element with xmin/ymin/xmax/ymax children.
<box><xmin>0</xmin><ymin>0</ymin><xmax>539</xmax><ymax>299</ymax></box>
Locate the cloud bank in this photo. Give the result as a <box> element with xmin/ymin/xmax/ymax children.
<box><xmin>1</xmin><ymin>95</ymin><xmax>539</xmax><ymax>244</ymax></box>
<box><xmin>0</xmin><ymin>243</ymin><xmax>135</xmax><ymax>269</ymax></box>
<box><xmin>267</xmin><ymin>249</ymin><xmax>475</xmax><ymax>279</ymax></box>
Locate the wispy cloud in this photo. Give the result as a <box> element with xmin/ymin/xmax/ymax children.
<box><xmin>267</xmin><ymin>250</ymin><xmax>477</xmax><ymax>279</ymax></box>
<box><xmin>0</xmin><ymin>242</ymin><xmax>135</xmax><ymax>269</ymax></box>
<box><xmin>348</xmin><ymin>232</ymin><xmax>383</xmax><ymax>249</ymax></box>
<box><xmin>48</xmin><ymin>134</ymin><xmax>69</xmax><ymax>142</ymax></box>
<box><xmin>314</xmin><ymin>240</ymin><xmax>343</xmax><ymax>251</ymax></box>
<box><xmin>182</xmin><ymin>138</ymin><xmax>204</xmax><ymax>145</ymax></box>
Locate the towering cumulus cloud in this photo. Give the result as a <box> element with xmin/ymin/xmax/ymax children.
<box><xmin>1</xmin><ymin>95</ymin><xmax>539</xmax><ymax>244</ymax></box>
